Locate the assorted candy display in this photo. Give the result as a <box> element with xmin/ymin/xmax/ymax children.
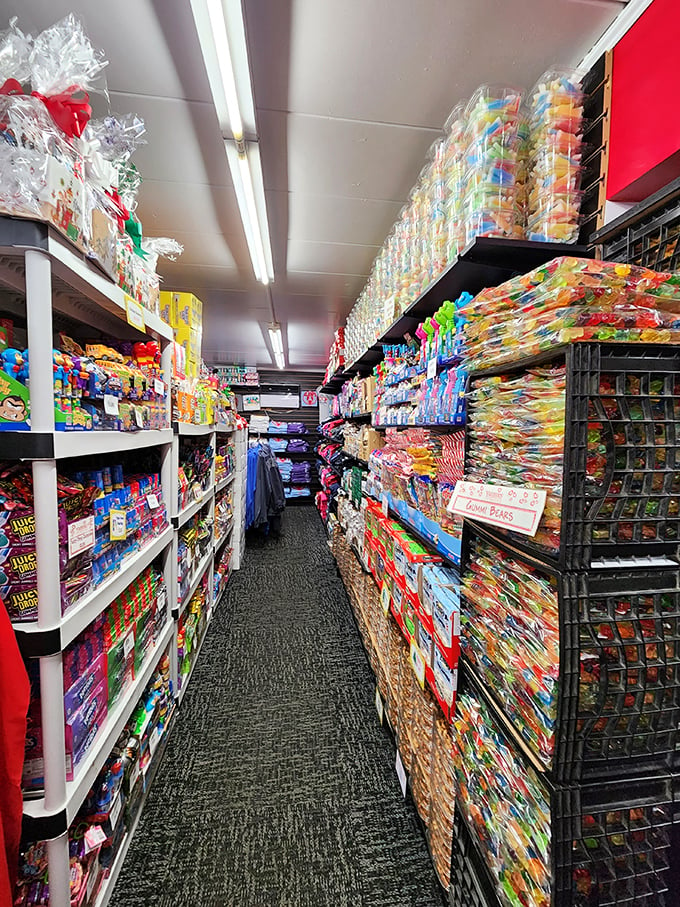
<box><xmin>214</xmin><ymin>485</ymin><xmax>234</xmax><ymax>546</ymax></box>
<box><xmin>177</xmin><ymin>579</ymin><xmax>210</xmax><ymax>692</ymax></box>
<box><xmin>214</xmin><ymin>439</ymin><xmax>235</xmax><ymax>484</ymax></box>
<box><xmin>453</xmin><ymin>691</ymin><xmax>552</xmax><ymax>907</ymax></box>
<box><xmin>213</xmin><ymin>540</ymin><xmax>233</xmax><ymax>604</ymax></box>
<box><xmin>177</xmin><ymin>437</ymin><xmax>214</xmax><ymax>512</ymax></box>
<box><xmin>461</xmin><ymin>539</ymin><xmax>559</xmax><ymax>763</ymax></box>
<box><xmin>343</xmin><ymin>70</ymin><xmax>586</xmax><ymax>366</ymax></box>
<box><xmin>1</xmin><ymin>460</ymin><xmax>166</xmax><ymax>623</ymax></box>
<box><xmin>177</xmin><ymin>510</ymin><xmax>212</xmax><ymax>605</ymax></box>
<box><xmin>23</xmin><ymin>565</ymin><xmax>167</xmax><ymax>791</ymax></box>
<box><xmin>16</xmin><ymin>652</ymin><xmax>173</xmax><ymax>906</ymax></box>
<box><xmin>466</xmin><ymin>366</ymin><xmax>565</xmax><ymax>550</ymax></box>
<box><xmin>460</xmin><ymin>256</ymin><xmax>680</xmax><ymax>371</ymax></box>
<box><xmin>0</xmin><ymin>332</ymin><xmax>166</xmax><ymax>433</ymax></box>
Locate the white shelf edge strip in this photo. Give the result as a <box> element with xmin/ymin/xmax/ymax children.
<box><xmin>47</xmin><ymin>236</ymin><xmax>173</xmax><ymax>342</ymax></box>
<box><xmin>175</xmin><ymin>487</ymin><xmax>213</xmax><ymax>528</ymax></box>
<box><xmin>13</xmin><ymin>527</ymin><xmax>174</xmax><ymax>648</ymax></box>
<box><xmin>215</xmin><ymin>472</ymin><xmax>236</xmax><ymax>494</ymax></box>
<box><xmin>23</xmin><ymin>618</ymin><xmax>175</xmax><ymax>825</ymax></box>
<box><xmin>54</xmin><ymin>429</ymin><xmax>173</xmax><ymax>459</ymax></box>
<box><xmin>178</xmin><ymin>549</ymin><xmax>213</xmax><ymax>615</ymax></box>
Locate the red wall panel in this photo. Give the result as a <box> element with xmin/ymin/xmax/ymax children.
<box><xmin>607</xmin><ymin>0</ymin><xmax>680</xmax><ymax>202</ymax></box>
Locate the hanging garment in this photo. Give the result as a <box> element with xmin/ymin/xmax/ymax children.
<box><xmin>0</xmin><ymin>598</ymin><xmax>30</xmax><ymax>906</ymax></box>
<box><xmin>246</xmin><ymin>445</ymin><xmax>259</xmax><ymax>529</ymax></box>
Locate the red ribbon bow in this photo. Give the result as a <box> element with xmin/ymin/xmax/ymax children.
<box><xmin>31</xmin><ymin>86</ymin><xmax>92</xmax><ymax>138</ymax></box>
<box><xmin>0</xmin><ymin>79</ymin><xmax>23</xmax><ymax>97</ymax></box>
<box><xmin>105</xmin><ymin>188</ymin><xmax>130</xmax><ymax>232</ymax></box>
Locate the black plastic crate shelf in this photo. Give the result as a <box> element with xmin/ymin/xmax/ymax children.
<box><xmin>467</xmin><ymin>342</ymin><xmax>680</xmax><ymax>571</ymax></box>
<box><xmin>461</xmin><ymin>524</ymin><xmax>680</xmax><ymax>784</ymax></box>
<box><xmin>451</xmin><ymin>676</ymin><xmax>675</xmax><ymax>907</ymax></box>
<box><xmin>593</xmin><ymin>176</ymin><xmax>680</xmax><ymax>273</ymax></box>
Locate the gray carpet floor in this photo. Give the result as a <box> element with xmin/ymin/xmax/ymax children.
<box><xmin>109</xmin><ymin>507</ymin><xmax>445</xmax><ymax>907</ymax></box>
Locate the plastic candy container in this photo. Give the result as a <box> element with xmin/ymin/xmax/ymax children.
<box><xmin>460</xmin><ymin>256</ymin><xmax>680</xmax><ymax>370</ymax></box>
<box><xmin>466</xmin><ymin>366</ymin><xmax>566</xmax><ymax>550</ymax></box>
<box><xmin>525</xmin><ymin>69</ymin><xmax>585</xmax><ymax>243</ymax></box>
<box><xmin>461</xmin><ymin>540</ymin><xmax>559</xmax><ymax>762</ymax></box>
<box><xmin>462</xmin><ymin>86</ymin><xmax>523</xmax><ymax>245</ymax></box>
<box><xmin>453</xmin><ymin>691</ymin><xmax>551</xmax><ymax>907</ymax></box>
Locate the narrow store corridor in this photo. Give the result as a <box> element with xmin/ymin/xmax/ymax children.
<box><xmin>110</xmin><ymin>508</ymin><xmax>444</xmax><ymax>907</ymax></box>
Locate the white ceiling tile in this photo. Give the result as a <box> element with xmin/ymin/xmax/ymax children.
<box><xmin>138</xmin><ymin>182</ymin><xmax>241</xmax><ymax>239</ymax></box>
<box><xmin>287</xmin><ymin>239</ymin><xmax>377</xmax><ymax>275</ymax></box>
<box><xmin>284</xmin><ymin>112</ymin><xmax>439</xmax><ymax>201</ymax></box>
<box><xmin>107</xmin><ymin>93</ymin><xmax>226</xmax><ymax>189</ymax></box>
<box><xmin>284</xmin><ymin>0</ymin><xmax>620</xmax><ymax>127</ymax></box>
<box><xmin>286</xmin><ymin>192</ymin><xmax>403</xmax><ymax>246</ymax></box>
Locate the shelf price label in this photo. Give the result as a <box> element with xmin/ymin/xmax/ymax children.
<box><xmin>123</xmin><ymin>629</ymin><xmax>135</xmax><ymax>658</ymax></box>
<box><xmin>83</xmin><ymin>824</ymin><xmax>107</xmax><ymax>854</ymax></box>
<box><xmin>410</xmin><ymin>641</ymin><xmax>426</xmax><ymax>690</ymax></box>
<box><xmin>395</xmin><ymin>751</ymin><xmax>407</xmax><ymax>798</ymax></box>
<box><xmin>146</xmin><ymin>493</ymin><xmax>160</xmax><ymax>510</ymax></box>
<box><xmin>380</xmin><ymin>579</ymin><xmax>391</xmax><ymax>615</ymax></box>
<box><xmin>427</xmin><ymin>357</ymin><xmax>437</xmax><ymax>380</ymax></box>
<box><xmin>381</xmin><ymin>495</ymin><xmax>389</xmax><ymax>516</ymax></box>
<box><xmin>448</xmin><ymin>480</ymin><xmax>547</xmax><ymax>537</ymax></box>
<box><xmin>134</xmin><ymin>406</ymin><xmax>145</xmax><ymax>429</ymax></box>
<box><xmin>125</xmin><ymin>295</ymin><xmax>146</xmax><ymax>333</ymax></box>
<box><xmin>67</xmin><ymin>515</ymin><xmax>95</xmax><ymax>560</ymax></box>
<box><xmin>154</xmin><ymin>378</ymin><xmax>165</xmax><ymax>396</ymax></box>
<box><xmin>375</xmin><ymin>687</ymin><xmax>384</xmax><ymax>725</ymax></box>
<box><xmin>110</xmin><ymin>508</ymin><xmax>127</xmax><ymax>541</ymax></box>
<box><xmin>104</xmin><ymin>394</ymin><xmax>119</xmax><ymax>416</ymax></box>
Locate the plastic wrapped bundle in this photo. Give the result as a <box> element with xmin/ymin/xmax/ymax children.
<box><xmin>453</xmin><ymin>692</ymin><xmax>551</xmax><ymax>907</ymax></box>
<box><xmin>461</xmin><ymin>256</ymin><xmax>680</xmax><ymax>370</ymax></box>
<box><xmin>466</xmin><ymin>366</ymin><xmax>566</xmax><ymax>550</ymax></box>
<box><xmin>443</xmin><ymin>104</ymin><xmax>467</xmax><ymax>262</ymax></box>
<box><xmin>462</xmin><ymin>86</ymin><xmax>523</xmax><ymax>244</ymax></box>
<box><xmin>525</xmin><ymin>69</ymin><xmax>584</xmax><ymax>243</ymax></box>
<box><xmin>429</xmin><ymin>716</ymin><xmax>457</xmax><ymax>888</ymax></box>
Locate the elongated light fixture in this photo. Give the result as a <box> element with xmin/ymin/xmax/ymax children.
<box><xmin>268</xmin><ymin>323</ymin><xmax>285</xmax><ymax>370</ymax></box>
<box><xmin>190</xmin><ymin>0</ymin><xmax>274</xmax><ymax>284</ymax></box>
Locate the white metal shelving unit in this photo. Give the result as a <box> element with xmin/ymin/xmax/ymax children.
<box><xmin>0</xmin><ymin>218</ymin><xmax>176</xmax><ymax>907</ymax></box>
<box><xmin>3</xmin><ymin>217</ymin><xmax>249</xmax><ymax>907</ymax></box>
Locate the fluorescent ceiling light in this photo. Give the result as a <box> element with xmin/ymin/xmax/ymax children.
<box><xmin>274</xmin><ymin>351</ymin><xmax>285</xmax><ymax>370</ymax></box>
<box><xmin>268</xmin><ymin>323</ymin><xmax>283</xmax><ymax>355</ymax></box>
<box><xmin>205</xmin><ymin>0</ymin><xmax>243</xmax><ymax>139</ymax></box>
<box><xmin>191</xmin><ymin>0</ymin><xmax>274</xmax><ymax>285</ymax></box>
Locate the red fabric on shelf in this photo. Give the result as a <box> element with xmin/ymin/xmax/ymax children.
<box><xmin>0</xmin><ymin>598</ymin><xmax>30</xmax><ymax>906</ymax></box>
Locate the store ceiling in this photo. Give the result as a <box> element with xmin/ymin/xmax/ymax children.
<box><xmin>13</xmin><ymin>0</ymin><xmax>626</xmax><ymax>372</ymax></box>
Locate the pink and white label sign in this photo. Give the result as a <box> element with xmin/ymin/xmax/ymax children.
<box><xmin>447</xmin><ymin>481</ymin><xmax>547</xmax><ymax>537</ymax></box>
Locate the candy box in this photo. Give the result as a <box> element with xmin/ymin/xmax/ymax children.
<box><xmin>430</xmin><ymin>582</ymin><xmax>461</xmax><ymax>668</ymax></box>
<box><xmin>432</xmin><ymin>644</ymin><xmax>457</xmax><ymax>721</ymax></box>
<box><xmin>65</xmin><ymin>677</ymin><xmax>108</xmax><ymax>758</ymax></box>
<box><xmin>64</xmin><ymin>653</ymin><xmax>107</xmax><ymax>719</ymax></box>
<box><xmin>416</xmin><ymin>615</ymin><xmax>434</xmax><ymax>665</ymax></box>
<box><xmin>0</xmin><ymin>371</ymin><xmax>30</xmax><ymax>430</ymax></box>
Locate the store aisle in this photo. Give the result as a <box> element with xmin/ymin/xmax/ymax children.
<box><xmin>110</xmin><ymin>508</ymin><xmax>444</xmax><ymax>907</ymax></box>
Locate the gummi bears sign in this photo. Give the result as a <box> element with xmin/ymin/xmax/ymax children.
<box><xmin>448</xmin><ymin>481</ymin><xmax>547</xmax><ymax>536</ymax></box>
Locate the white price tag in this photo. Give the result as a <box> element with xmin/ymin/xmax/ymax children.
<box><xmin>448</xmin><ymin>481</ymin><xmax>547</xmax><ymax>537</ymax></box>
<box><xmin>146</xmin><ymin>493</ymin><xmax>160</xmax><ymax>510</ymax></box>
<box><xmin>427</xmin><ymin>357</ymin><xmax>437</xmax><ymax>380</ymax></box>
<box><xmin>104</xmin><ymin>394</ymin><xmax>119</xmax><ymax>416</ymax></box>
<box><xmin>134</xmin><ymin>406</ymin><xmax>144</xmax><ymax>429</ymax></box>
<box><xmin>83</xmin><ymin>825</ymin><xmax>107</xmax><ymax>854</ymax></box>
<box><xmin>375</xmin><ymin>687</ymin><xmax>384</xmax><ymax>725</ymax></box>
<box><xmin>109</xmin><ymin>792</ymin><xmax>122</xmax><ymax>829</ymax></box>
<box><xmin>381</xmin><ymin>495</ymin><xmax>389</xmax><ymax>517</ymax></box>
<box><xmin>67</xmin><ymin>515</ymin><xmax>95</xmax><ymax>560</ymax></box>
<box><xmin>125</xmin><ymin>295</ymin><xmax>146</xmax><ymax>332</ymax></box>
<box><xmin>110</xmin><ymin>508</ymin><xmax>127</xmax><ymax>541</ymax></box>
<box><xmin>129</xmin><ymin>760</ymin><xmax>141</xmax><ymax>790</ymax></box>
<box><xmin>154</xmin><ymin>378</ymin><xmax>164</xmax><ymax>396</ymax></box>
<box><xmin>380</xmin><ymin>580</ymin><xmax>391</xmax><ymax>615</ymax></box>
<box><xmin>395</xmin><ymin>751</ymin><xmax>407</xmax><ymax>798</ymax></box>
<box><xmin>123</xmin><ymin>629</ymin><xmax>135</xmax><ymax>658</ymax></box>
<box><xmin>149</xmin><ymin>727</ymin><xmax>161</xmax><ymax>758</ymax></box>
<box><xmin>410</xmin><ymin>641</ymin><xmax>426</xmax><ymax>689</ymax></box>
